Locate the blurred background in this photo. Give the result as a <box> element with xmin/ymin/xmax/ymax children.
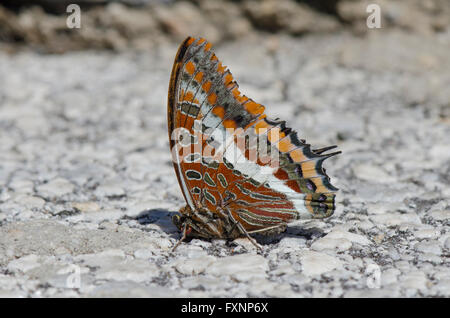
<box><xmin>0</xmin><ymin>0</ymin><xmax>449</xmax><ymax>52</ymax></box>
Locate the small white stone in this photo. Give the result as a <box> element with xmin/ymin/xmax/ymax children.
<box><xmin>366</xmin><ymin>202</ymin><xmax>403</xmax><ymax>215</ymax></box>
<box><xmin>430</xmin><ymin>144</ymin><xmax>450</xmax><ymax>162</ymax></box>
<box><xmin>98</xmin><ymin>221</ymin><xmax>118</xmax><ymax>231</ymax></box>
<box><xmin>96</xmin><ymin>259</ymin><xmax>159</xmax><ymax>283</ymax></box>
<box><xmin>431</xmin><ymin>278</ymin><xmax>450</xmax><ymax>296</ymax></box>
<box><xmin>232</xmin><ymin>237</ymin><xmax>260</xmax><ymax>251</ymax></box>
<box><xmin>300</xmin><ymin>251</ymin><xmax>343</xmax><ymax>276</ymax></box>
<box><xmin>7</xmin><ymin>254</ymin><xmax>41</xmax><ymax>273</ymax></box>
<box><xmin>418</xmin><ymin>253</ymin><xmax>442</xmax><ymax>264</ymax></box>
<box><xmin>284</xmin><ymin>273</ymin><xmax>309</xmax><ymax>287</ymax></box>
<box><xmin>133</xmin><ymin>249</ymin><xmax>153</xmax><ymax>260</ymax></box>
<box><xmin>413</xmin><ymin>228</ymin><xmax>440</xmax><ymax>240</ymax></box>
<box><xmin>400</xmin><ymin>271</ymin><xmax>427</xmax><ymax>291</ymax></box>
<box><xmin>14</xmin><ymin>195</ymin><xmax>46</xmax><ymax>209</ymax></box>
<box><xmin>370</xmin><ymin>213</ymin><xmax>422</xmax><ymax>227</ymax></box>
<box><xmin>75</xmin><ymin>249</ymin><xmax>126</xmax><ymax>267</ymax></box>
<box><xmin>149</xmin><ymin>237</ymin><xmax>172</xmax><ymax>251</ymax></box>
<box><xmin>9</xmin><ymin>179</ymin><xmax>34</xmax><ymax>194</ymax></box>
<box><xmin>261</xmin><ymin>281</ymin><xmax>298</xmax><ymax>297</ymax></box>
<box><xmin>37</xmin><ymin>178</ymin><xmax>75</xmax><ymax>198</ymax></box>
<box><xmin>174</xmin><ymin>243</ymin><xmax>208</xmax><ymax>258</ymax></box>
<box><xmin>357</xmin><ymin>220</ymin><xmax>375</xmax><ymax>231</ymax></box>
<box><xmin>344</xmin><ymin>287</ymin><xmax>400</xmax><ymax>298</ymax></box>
<box><xmin>381</xmin><ymin>268</ymin><xmax>400</xmax><ymax>286</ymax></box>
<box><xmin>277</xmin><ymin>236</ymin><xmax>307</xmax><ymax>249</ymax></box>
<box><xmin>72</xmin><ymin>202</ymin><xmax>101</xmax><ymax>213</ymax></box>
<box><xmin>311</xmin><ymin>237</ymin><xmax>352</xmax><ymax>252</ymax></box>
<box><xmin>324</xmin><ymin>229</ymin><xmax>371</xmax><ymax>246</ymax></box>
<box><xmin>429</xmin><ymin>209</ymin><xmax>449</xmax><ymax>221</ymax></box>
<box><xmin>387</xmin><ymin>247</ymin><xmax>400</xmax><ymax>260</ymax></box>
<box><xmin>205</xmin><ymin>254</ymin><xmax>268</xmax><ymax>282</ymax></box>
<box><xmin>0</xmin><ymin>189</ymin><xmax>10</xmax><ymax>202</ymax></box>
<box><xmin>88</xmin><ymin>209</ymin><xmax>123</xmax><ymax>223</ymax></box>
<box><xmin>0</xmin><ymin>274</ymin><xmax>20</xmax><ymax>290</ymax></box>
<box><xmin>54</xmin><ymin>247</ymin><xmax>71</xmax><ymax>255</ymax></box>
<box><xmin>352</xmin><ymin>164</ymin><xmax>395</xmax><ymax>183</ymax></box>
<box><xmin>181</xmin><ymin>276</ymin><xmax>228</xmax><ymax>291</ymax></box>
<box><xmin>95</xmin><ymin>184</ymin><xmax>125</xmax><ymax>197</ymax></box>
<box><xmin>271</xmin><ymin>261</ymin><xmax>296</xmax><ymax>277</ymax></box>
<box><xmin>444</xmin><ymin>237</ymin><xmax>450</xmax><ymax>250</ymax></box>
<box><xmin>172</xmin><ymin>256</ymin><xmax>216</xmax><ymax>275</ymax></box>
<box><xmin>414</xmin><ymin>240</ymin><xmax>442</xmax><ymax>255</ymax></box>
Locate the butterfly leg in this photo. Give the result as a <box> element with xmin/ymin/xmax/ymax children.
<box><xmin>221</xmin><ymin>208</ymin><xmax>263</xmax><ymax>252</ymax></box>
<box><xmin>236</xmin><ymin>222</ymin><xmax>263</xmax><ymax>252</ymax></box>
<box><xmin>171</xmin><ymin>223</ymin><xmax>188</xmax><ymax>252</ymax></box>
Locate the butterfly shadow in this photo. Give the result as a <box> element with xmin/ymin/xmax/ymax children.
<box><xmin>133</xmin><ymin>209</ymin><xmax>326</xmax><ymax>247</ymax></box>
<box><xmin>134</xmin><ymin>208</ymin><xmax>181</xmax><ymax>239</ymax></box>
<box><xmin>252</xmin><ymin>224</ymin><xmax>326</xmax><ymax>246</ymax></box>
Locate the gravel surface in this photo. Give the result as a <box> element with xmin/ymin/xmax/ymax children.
<box><xmin>0</xmin><ymin>30</ymin><xmax>449</xmax><ymax>297</ymax></box>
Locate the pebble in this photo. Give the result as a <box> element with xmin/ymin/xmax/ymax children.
<box><xmin>444</xmin><ymin>237</ymin><xmax>450</xmax><ymax>250</ymax></box>
<box><xmin>400</xmin><ymin>271</ymin><xmax>427</xmax><ymax>291</ymax></box>
<box><xmin>271</xmin><ymin>261</ymin><xmax>296</xmax><ymax>277</ymax></box>
<box><xmin>352</xmin><ymin>164</ymin><xmax>396</xmax><ymax>184</ymax></box>
<box><xmin>181</xmin><ymin>275</ymin><xmax>228</xmax><ymax>291</ymax></box>
<box><xmin>9</xmin><ymin>179</ymin><xmax>35</xmax><ymax>194</ymax></box>
<box><xmin>429</xmin><ymin>209</ymin><xmax>450</xmax><ymax>221</ymax></box>
<box><xmin>325</xmin><ymin>229</ymin><xmax>371</xmax><ymax>246</ymax></box>
<box><xmin>366</xmin><ymin>202</ymin><xmax>404</xmax><ymax>215</ymax></box>
<box><xmin>277</xmin><ymin>237</ymin><xmax>307</xmax><ymax>250</ymax></box>
<box><xmin>7</xmin><ymin>255</ymin><xmax>41</xmax><ymax>273</ymax></box>
<box><xmin>205</xmin><ymin>254</ymin><xmax>268</xmax><ymax>282</ymax></box>
<box><xmin>133</xmin><ymin>248</ymin><xmax>153</xmax><ymax>260</ymax></box>
<box><xmin>36</xmin><ymin>178</ymin><xmax>75</xmax><ymax>199</ymax></box>
<box><xmin>311</xmin><ymin>237</ymin><xmax>352</xmax><ymax>252</ymax></box>
<box><xmin>0</xmin><ymin>189</ymin><xmax>11</xmax><ymax>202</ymax></box>
<box><xmin>299</xmin><ymin>251</ymin><xmax>343</xmax><ymax>276</ymax></box>
<box><xmin>13</xmin><ymin>195</ymin><xmax>46</xmax><ymax>209</ymax></box>
<box><xmin>94</xmin><ymin>183</ymin><xmax>125</xmax><ymax>197</ymax></box>
<box><xmin>72</xmin><ymin>202</ymin><xmax>101</xmax><ymax>213</ymax></box>
<box><xmin>413</xmin><ymin>228</ymin><xmax>440</xmax><ymax>240</ymax></box>
<box><xmin>381</xmin><ymin>268</ymin><xmax>400</xmax><ymax>286</ymax></box>
<box><xmin>172</xmin><ymin>256</ymin><xmax>216</xmax><ymax>275</ymax></box>
<box><xmin>370</xmin><ymin>213</ymin><xmax>422</xmax><ymax>227</ymax></box>
<box><xmin>417</xmin><ymin>253</ymin><xmax>442</xmax><ymax>264</ymax></box>
<box><xmin>97</xmin><ymin>261</ymin><xmax>159</xmax><ymax>283</ymax></box>
<box><xmin>430</xmin><ymin>279</ymin><xmax>450</xmax><ymax>296</ymax></box>
<box><xmin>414</xmin><ymin>241</ymin><xmax>442</xmax><ymax>255</ymax></box>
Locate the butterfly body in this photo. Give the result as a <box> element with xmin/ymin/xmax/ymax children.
<box><xmin>167</xmin><ymin>37</ymin><xmax>340</xmax><ymax>247</ymax></box>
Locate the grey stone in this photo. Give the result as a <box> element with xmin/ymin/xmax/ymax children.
<box><xmin>414</xmin><ymin>241</ymin><xmax>442</xmax><ymax>255</ymax></box>
<box><xmin>444</xmin><ymin>237</ymin><xmax>450</xmax><ymax>250</ymax></box>
<box><xmin>36</xmin><ymin>178</ymin><xmax>75</xmax><ymax>199</ymax></box>
<box><xmin>299</xmin><ymin>251</ymin><xmax>343</xmax><ymax>276</ymax></box>
<box><xmin>7</xmin><ymin>255</ymin><xmax>41</xmax><ymax>273</ymax></box>
<box><xmin>205</xmin><ymin>254</ymin><xmax>268</xmax><ymax>282</ymax></box>
<box><xmin>400</xmin><ymin>271</ymin><xmax>428</xmax><ymax>291</ymax></box>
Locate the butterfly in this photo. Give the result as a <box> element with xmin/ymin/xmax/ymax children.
<box><xmin>167</xmin><ymin>37</ymin><xmax>340</xmax><ymax>250</ymax></box>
